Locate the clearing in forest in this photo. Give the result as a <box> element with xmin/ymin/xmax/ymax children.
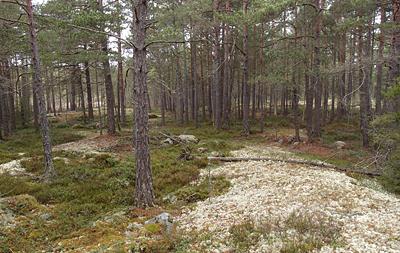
<box><xmin>178</xmin><ymin>146</ymin><xmax>400</xmax><ymax>253</ymax></box>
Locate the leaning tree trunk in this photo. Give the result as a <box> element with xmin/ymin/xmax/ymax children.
<box><xmin>132</xmin><ymin>0</ymin><xmax>154</xmax><ymax>208</ymax></box>
<box><xmin>242</xmin><ymin>0</ymin><xmax>250</xmax><ymax>136</ymax></box>
<box><xmin>27</xmin><ymin>0</ymin><xmax>56</xmax><ymax>181</ymax></box>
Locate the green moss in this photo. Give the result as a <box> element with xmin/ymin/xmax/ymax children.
<box><xmin>0</xmin><ymin>128</ymin><xmax>84</xmax><ymax>164</ymax></box>
<box><xmin>144</xmin><ymin>223</ymin><xmax>162</xmax><ymax>234</ymax></box>
<box><xmin>2</xmin><ymin>194</ymin><xmax>43</xmax><ymax>215</ymax></box>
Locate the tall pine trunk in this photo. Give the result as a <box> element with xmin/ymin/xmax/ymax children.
<box><xmin>99</xmin><ymin>0</ymin><xmax>116</xmax><ymax>134</ymax></box>
<box><xmin>375</xmin><ymin>5</ymin><xmax>386</xmax><ymax>115</ymax></box>
<box><xmin>27</xmin><ymin>0</ymin><xmax>56</xmax><ymax>181</ymax></box>
<box><xmin>242</xmin><ymin>0</ymin><xmax>250</xmax><ymax>136</ymax></box>
<box><xmin>312</xmin><ymin>0</ymin><xmax>323</xmax><ymax>138</ymax></box>
<box><xmin>85</xmin><ymin>60</ymin><xmax>94</xmax><ymax>120</ymax></box>
<box><xmin>133</xmin><ymin>0</ymin><xmax>154</xmax><ymax>208</ymax></box>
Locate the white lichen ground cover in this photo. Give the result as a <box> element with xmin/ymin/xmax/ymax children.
<box><xmin>0</xmin><ymin>159</ymin><xmax>27</xmax><ymax>176</ymax></box>
<box><xmin>178</xmin><ymin>146</ymin><xmax>400</xmax><ymax>253</ymax></box>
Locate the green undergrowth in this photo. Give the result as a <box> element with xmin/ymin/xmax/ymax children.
<box><xmin>0</xmin><ymin>122</ymin><xmax>249</xmax><ymax>252</ymax></box>
<box><xmin>294</xmin><ymin>152</ymin><xmax>353</xmax><ymax>168</ymax></box>
<box><xmin>0</xmin><ymin>116</ymin><xmax>300</xmax><ymax>252</ymax></box>
<box><xmin>173</xmin><ymin>175</ymin><xmax>231</xmax><ymax>203</ymax></box>
<box><xmin>0</xmin><ymin>127</ymin><xmax>84</xmax><ymax>164</ymax></box>
<box><xmin>322</xmin><ymin>121</ymin><xmax>361</xmax><ymax>147</ymax></box>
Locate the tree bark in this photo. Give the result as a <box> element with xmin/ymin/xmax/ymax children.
<box><xmin>27</xmin><ymin>0</ymin><xmax>56</xmax><ymax>181</ymax></box>
<box><xmin>242</xmin><ymin>0</ymin><xmax>250</xmax><ymax>136</ymax></box>
<box><xmin>359</xmin><ymin>25</ymin><xmax>371</xmax><ymax>148</ymax></box>
<box><xmin>84</xmin><ymin>60</ymin><xmax>94</xmax><ymax>120</ymax></box>
<box><xmin>222</xmin><ymin>0</ymin><xmax>232</xmax><ymax>129</ymax></box>
<box><xmin>70</xmin><ymin>68</ymin><xmax>77</xmax><ymax>111</ymax></box>
<box><xmin>212</xmin><ymin>0</ymin><xmax>221</xmax><ymax>129</ymax></box>
<box><xmin>76</xmin><ymin>65</ymin><xmax>87</xmax><ymax>122</ymax></box>
<box><xmin>190</xmin><ymin>24</ymin><xmax>199</xmax><ymax>128</ymax></box>
<box><xmin>389</xmin><ymin>0</ymin><xmax>400</xmax><ymax>111</ymax></box>
<box><xmin>338</xmin><ymin>33</ymin><xmax>347</xmax><ymax>119</ymax></box>
<box><xmin>132</xmin><ymin>0</ymin><xmax>154</xmax><ymax>208</ymax></box>
<box><xmin>98</xmin><ymin>0</ymin><xmax>116</xmax><ymax>134</ymax></box>
<box><xmin>312</xmin><ymin>0</ymin><xmax>323</xmax><ymax>138</ymax></box>
<box><xmin>375</xmin><ymin>5</ymin><xmax>386</xmax><ymax>115</ymax></box>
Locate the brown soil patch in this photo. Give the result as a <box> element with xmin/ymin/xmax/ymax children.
<box><xmin>54</xmin><ymin>134</ymin><xmax>120</xmax><ymax>153</ymax></box>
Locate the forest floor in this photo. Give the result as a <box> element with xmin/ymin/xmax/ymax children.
<box><xmin>0</xmin><ymin>114</ymin><xmax>399</xmax><ymax>252</ymax></box>
<box><xmin>178</xmin><ymin>146</ymin><xmax>400</xmax><ymax>253</ymax></box>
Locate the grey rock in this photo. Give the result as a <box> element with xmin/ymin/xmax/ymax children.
<box><xmin>145</xmin><ymin>212</ymin><xmax>174</xmax><ymax>233</ymax></box>
<box><xmin>334</xmin><ymin>141</ymin><xmax>346</xmax><ymax>149</ymax></box>
<box><xmin>103</xmin><ymin>211</ymin><xmax>126</xmax><ymax>223</ymax></box>
<box><xmin>210</xmin><ymin>151</ymin><xmax>222</xmax><ymax>157</ymax></box>
<box><xmin>178</xmin><ymin>135</ymin><xmax>199</xmax><ymax>143</ymax></box>
<box><xmin>161</xmin><ymin>138</ymin><xmax>174</xmax><ymax>146</ymax></box>
<box><xmin>0</xmin><ymin>200</ymin><xmax>15</xmax><ymax>228</ymax></box>
<box><xmin>39</xmin><ymin>213</ymin><xmax>52</xmax><ymax>221</ymax></box>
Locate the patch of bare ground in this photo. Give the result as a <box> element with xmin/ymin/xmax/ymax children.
<box><xmin>53</xmin><ymin>134</ymin><xmax>121</xmax><ymax>153</ymax></box>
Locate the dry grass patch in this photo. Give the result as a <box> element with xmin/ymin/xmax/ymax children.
<box><xmin>229</xmin><ymin>211</ymin><xmax>342</xmax><ymax>253</ymax></box>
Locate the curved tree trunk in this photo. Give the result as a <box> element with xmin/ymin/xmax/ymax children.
<box><xmin>27</xmin><ymin>0</ymin><xmax>55</xmax><ymax>181</ymax></box>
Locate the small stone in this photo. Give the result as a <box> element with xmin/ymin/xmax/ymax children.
<box><xmin>178</xmin><ymin>135</ymin><xmax>199</xmax><ymax>143</ymax></box>
<box><xmin>334</xmin><ymin>141</ymin><xmax>347</xmax><ymax>149</ymax></box>
<box><xmin>161</xmin><ymin>138</ymin><xmax>174</xmax><ymax>146</ymax></box>
<box><xmin>210</xmin><ymin>151</ymin><xmax>222</xmax><ymax>157</ymax></box>
<box><xmin>145</xmin><ymin>212</ymin><xmax>174</xmax><ymax>233</ymax></box>
<box><xmin>39</xmin><ymin>213</ymin><xmax>52</xmax><ymax>221</ymax></box>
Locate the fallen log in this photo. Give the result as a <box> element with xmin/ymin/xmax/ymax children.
<box><xmin>207</xmin><ymin>156</ymin><xmax>382</xmax><ymax>177</ymax></box>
